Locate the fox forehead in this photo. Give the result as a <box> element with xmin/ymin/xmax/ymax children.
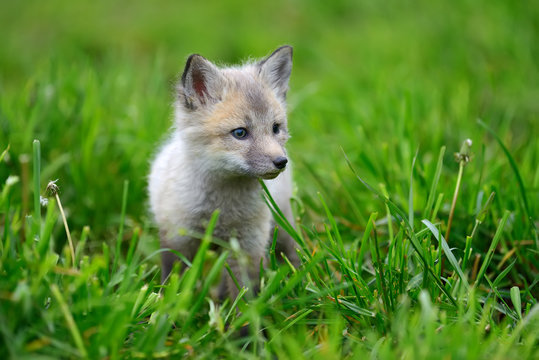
<box><xmin>204</xmin><ymin>73</ymin><xmax>286</xmax><ymax>133</ymax></box>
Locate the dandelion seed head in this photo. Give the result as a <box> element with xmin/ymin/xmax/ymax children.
<box><xmin>46</xmin><ymin>179</ymin><xmax>60</xmax><ymax>196</ymax></box>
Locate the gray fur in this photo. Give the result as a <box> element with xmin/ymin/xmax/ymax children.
<box><xmin>180</xmin><ymin>54</ymin><xmax>225</xmax><ymax>108</ymax></box>
<box><xmin>258</xmin><ymin>46</ymin><xmax>293</xmax><ymax>100</ymax></box>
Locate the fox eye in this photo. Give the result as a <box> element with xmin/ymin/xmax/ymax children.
<box><xmin>273</xmin><ymin>123</ymin><xmax>280</xmax><ymax>134</ymax></box>
<box><xmin>231</xmin><ymin>127</ymin><xmax>248</xmax><ymax>139</ymax></box>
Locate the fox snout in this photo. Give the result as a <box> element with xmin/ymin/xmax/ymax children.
<box><xmin>273</xmin><ymin>156</ymin><xmax>288</xmax><ymax>169</ymax></box>
<box><xmin>248</xmin><ymin>150</ymin><xmax>288</xmax><ymax>179</ymax></box>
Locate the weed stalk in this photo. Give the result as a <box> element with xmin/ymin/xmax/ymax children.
<box><xmin>445</xmin><ymin>139</ymin><xmax>472</xmax><ymax>243</ymax></box>
<box><xmin>46</xmin><ymin>179</ymin><xmax>75</xmax><ymax>267</ymax></box>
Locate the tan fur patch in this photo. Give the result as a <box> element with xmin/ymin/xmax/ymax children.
<box><xmin>204</xmin><ymin>91</ymin><xmax>248</xmax><ymax>136</ymax></box>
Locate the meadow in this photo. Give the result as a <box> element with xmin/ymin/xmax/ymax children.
<box><xmin>1</xmin><ymin>0</ymin><xmax>538</xmax><ymax>358</ymax></box>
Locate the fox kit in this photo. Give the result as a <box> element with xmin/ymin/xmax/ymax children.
<box><xmin>148</xmin><ymin>46</ymin><xmax>299</xmax><ymax>297</ymax></box>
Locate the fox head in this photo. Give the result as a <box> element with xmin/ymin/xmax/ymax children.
<box><xmin>175</xmin><ymin>46</ymin><xmax>293</xmax><ymax>180</ymax></box>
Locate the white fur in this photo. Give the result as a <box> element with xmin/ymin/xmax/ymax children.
<box><xmin>148</xmin><ymin>46</ymin><xmax>298</xmax><ymax>296</ymax></box>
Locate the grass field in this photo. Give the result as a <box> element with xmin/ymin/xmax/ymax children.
<box><xmin>1</xmin><ymin>0</ymin><xmax>538</xmax><ymax>358</ymax></box>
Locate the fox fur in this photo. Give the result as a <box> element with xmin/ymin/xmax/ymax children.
<box><xmin>148</xmin><ymin>46</ymin><xmax>299</xmax><ymax>297</ymax></box>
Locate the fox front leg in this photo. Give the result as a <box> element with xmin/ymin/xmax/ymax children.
<box><xmin>159</xmin><ymin>233</ymin><xmax>199</xmax><ymax>283</ymax></box>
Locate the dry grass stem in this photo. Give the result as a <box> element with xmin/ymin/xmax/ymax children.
<box><xmin>47</xmin><ymin>180</ymin><xmax>76</xmax><ymax>267</ymax></box>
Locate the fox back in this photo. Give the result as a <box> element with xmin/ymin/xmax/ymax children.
<box><xmin>148</xmin><ymin>46</ymin><xmax>299</xmax><ymax>295</ymax></box>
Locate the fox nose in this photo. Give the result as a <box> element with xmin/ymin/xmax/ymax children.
<box><xmin>273</xmin><ymin>156</ymin><xmax>288</xmax><ymax>169</ymax></box>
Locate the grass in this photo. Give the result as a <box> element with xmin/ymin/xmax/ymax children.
<box><xmin>1</xmin><ymin>0</ymin><xmax>538</xmax><ymax>358</ymax></box>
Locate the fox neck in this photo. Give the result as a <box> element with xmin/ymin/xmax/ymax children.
<box><xmin>185</xmin><ymin>155</ymin><xmax>261</xmax><ymax>194</ymax></box>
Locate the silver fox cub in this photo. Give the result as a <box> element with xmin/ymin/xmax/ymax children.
<box><xmin>148</xmin><ymin>46</ymin><xmax>299</xmax><ymax>297</ymax></box>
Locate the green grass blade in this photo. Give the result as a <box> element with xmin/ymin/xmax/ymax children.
<box><xmin>270</xmin><ymin>226</ymin><xmax>279</xmax><ymax>270</ymax></box>
<box><xmin>424</xmin><ymin>146</ymin><xmax>445</xmax><ymax>220</ymax></box>
<box><xmin>32</xmin><ymin>139</ymin><xmax>41</xmax><ymax>239</ymax></box>
<box><xmin>409</xmin><ymin>147</ymin><xmax>419</xmax><ymax>229</ymax></box>
<box><xmin>50</xmin><ymin>284</ymin><xmax>88</xmax><ymax>358</ymax></box>
<box><xmin>477</xmin><ymin>119</ymin><xmax>535</xmax><ymax>234</ymax></box>
<box><xmin>177</xmin><ymin>210</ymin><xmax>220</xmax><ymax>310</ymax></box>
<box><xmin>268</xmin><ymin>308</ymin><xmax>314</xmax><ymax>344</ymax></box>
<box><xmin>318</xmin><ymin>192</ymin><xmax>344</xmax><ymax>254</ymax></box>
<box><xmin>474</xmin><ymin>210</ymin><xmax>510</xmax><ymax>287</ymax></box>
<box><xmin>126</xmin><ymin>226</ymin><xmax>140</xmax><ymax>265</ymax></box>
<box><xmin>492</xmin><ymin>259</ymin><xmax>516</xmax><ymax>288</ymax></box>
<box><xmin>510</xmin><ymin>286</ymin><xmax>522</xmax><ymax>320</ymax></box>
<box><xmin>112</xmin><ymin>180</ymin><xmax>129</xmax><ymax>275</ymax></box>
<box><xmin>422</xmin><ymin>219</ymin><xmax>469</xmax><ymax>289</ymax></box>
<box><xmin>371</xmin><ymin>226</ymin><xmax>392</xmax><ymax>312</ymax></box>
<box><xmin>183</xmin><ymin>250</ymin><xmax>229</xmax><ymax>329</ymax></box>
<box><xmin>0</xmin><ymin>144</ymin><xmax>9</xmax><ymax>163</ymax></box>
<box><xmin>356</xmin><ymin>212</ymin><xmax>377</xmax><ymax>271</ymax></box>
<box><xmin>260</xmin><ymin>180</ymin><xmax>307</xmax><ymax>251</ymax></box>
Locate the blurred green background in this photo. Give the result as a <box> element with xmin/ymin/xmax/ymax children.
<box><xmin>1</xmin><ymin>0</ymin><xmax>537</xmax><ymax>242</ymax></box>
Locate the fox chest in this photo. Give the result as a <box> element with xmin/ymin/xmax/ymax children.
<box><xmin>184</xmin><ymin>186</ymin><xmax>271</xmax><ymax>235</ymax></box>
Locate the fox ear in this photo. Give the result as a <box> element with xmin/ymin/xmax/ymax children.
<box><xmin>180</xmin><ymin>54</ymin><xmax>224</xmax><ymax>109</ymax></box>
<box><xmin>258</xmin><ymin>46</ymin><xmax>293</xmax><ymax>100</ymax></box>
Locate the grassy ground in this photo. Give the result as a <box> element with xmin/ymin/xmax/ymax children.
<box><xmin>1</xmin><ymin>0</ymin><xmax>538</xmax><ymax>358</ymax></box>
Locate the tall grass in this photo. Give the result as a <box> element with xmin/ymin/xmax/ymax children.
<box><xmin>1</xmin><ymin>0</ymin><xmax>538</xmax><ymax>358</ymax></box>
